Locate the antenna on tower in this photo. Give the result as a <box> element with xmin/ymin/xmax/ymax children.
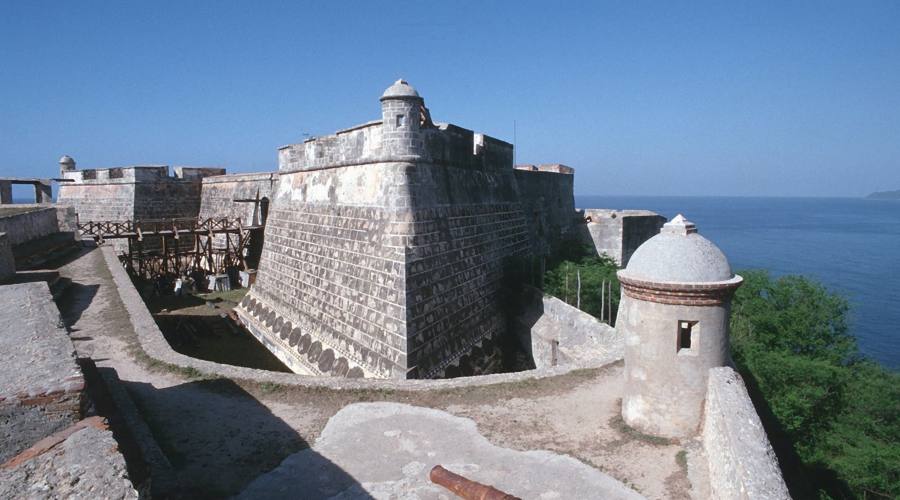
<box><xmin>513</xmin><ymin>119</ymin><xmax>517</xmax><ymax>166</ymax></box>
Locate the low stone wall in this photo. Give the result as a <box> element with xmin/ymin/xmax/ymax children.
<box><xmin>0</xmin><ymin>282</ymin><xmax>85</xmax><ymax>463</ymax></box>
<box><xmin>101</xmin><ymin>245</ymin><xmax>612</xmax><ymax>391</ymax></box>
<box><xmin>702</xmin><ymin>367</ymin><xmax>790</xmax><ymax>500</ymax></box>
<box><xmin>515</xmin><ymin>286</ymin><xmax>623</xmax><ymax>369</ymax></box>
<box><xmin>0</xmin><ymin>233</ymin><xmax>13</xmax><ymax>282</ymax></box>
<box><xmin>0</xmin><ymin>206</ymin><xmax>65</xmax><ymax>247</ymax></box>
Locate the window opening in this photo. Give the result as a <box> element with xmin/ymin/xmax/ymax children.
<box><xmin>678</xmin><ymin>321</ymin><xmax>696</xmax><ymax>351</ymax></box>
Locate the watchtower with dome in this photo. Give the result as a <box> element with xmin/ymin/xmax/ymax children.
<box><xmin>616</xmin><ymin>214</ymin><xmax>743</xmax><ymax>438</ymax></box>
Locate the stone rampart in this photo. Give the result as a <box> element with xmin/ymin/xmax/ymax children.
<box><xmin>198</xmin><ymin>172</ymin><xmax>277</xmax><ymax>224</ymax></box>
<box><xmin>57</xmin><ymin>165</ymin><xmax>225</xmax><ymax>223</ymax></box>
<box><xmin>239</xmin><ymin>159</ymin><xmax>531</xmax><ymax>379</ymax></box>
<box><xmin>515</xmin><ymin>286</ymin><xmax>623</xmax><ymax>369</ymax></box>
<box><xmin>58</xmin><ymin>165</ymin><xmax>225</xmax><ymax>251</ymax></box>
<box><xmin>239</xmin><ymin>83</ymin><xmax>578</xmax><ymax>379</ymax></box>
<box><xmin>0</xmin><ymin>206</ymin><xmax>66</xmax><ymax>247</ymax></box>
<box><xmin>514</xmin><ymin>167</ymin><xmax>578</xmax><ymax>254</ymax></box>
<box><xmin>0</xmin><ymin>282</ymin><xmax>85</xmax><ymax>463</ymax></box>
<box><xmin>702</xmin><ymin>366</ymin><xmax>790</xmax><ymax>500</ymax></box>
<box><xmin>580</xmin><ymin>209</ymin><xmax>666</xmax><ymax>266</ymax></box>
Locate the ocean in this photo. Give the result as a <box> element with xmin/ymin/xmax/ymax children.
<box><xmin>576</xmin><ymin>195</ymin><xmax>900</xmax><ymax>370</ymax></box>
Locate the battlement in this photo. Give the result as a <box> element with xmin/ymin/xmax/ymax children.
<box><xmin>61</xmin><ymin>165</ymin><xmax>225</xmax><ymax>184</ymax></box>
<box><xmin>514</xmin><ymin>164</ymin><xmax>575</xmax><ymax>174</ymax></box>
<box><xmin>277</xmin><ymin>82</ymin><xmax>513</xmax><ymax>174</ymax></box>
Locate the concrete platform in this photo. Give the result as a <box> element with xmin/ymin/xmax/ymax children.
<box><xmin>0</xmin><ymin>282</ymin><xmax>85</xmax><ymax>462</ymax></box>
<box><xmin>238</xmin><ymin>402</ymin><xmax>645</xmax><ymax>499</ymax></box>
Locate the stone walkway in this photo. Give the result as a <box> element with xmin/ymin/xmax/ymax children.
<box><xmin>54</xmin><ymin>247</ymin><xmax>699</xmax><ymax>499</ymax></box>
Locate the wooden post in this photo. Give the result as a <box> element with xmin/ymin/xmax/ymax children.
<box><xmin>601</xmin><ymin>279</ymin><xmax>606</xmax><ymax>323</ymax></box>
<box><xmin>608</xmin><ymin>280</ymin><xmax>613</xmax><ymax>326</ymax></box>
<box><xmin>576</xmin><ymin>269</ymin><xmax>581</xmax><ymax>309</ymax></box>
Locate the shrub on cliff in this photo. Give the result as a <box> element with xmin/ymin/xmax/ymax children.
<box><xmin>542</xmin><ymin>249</ymin><xmax>620</xmax><ymax>323</ymax></box>
<box><xmin>731</xmin><ymin>270</ymin><xmax>899</xmax><ymax>499</ymax></box>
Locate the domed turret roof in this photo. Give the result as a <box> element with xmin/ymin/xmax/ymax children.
<box><xmin>619</xmin><ymin>214</ymin><xmax>734</xmax><ymax>283</ymax></box>
<box><xmin>58</xmin><ymin>155</ymin><xmax>75</xmax><ymax>165</ymax></box>
<box><xmin>381</xmin><ymin>79</ymin><xmax>420</xmax><ymax>100</ymax></box>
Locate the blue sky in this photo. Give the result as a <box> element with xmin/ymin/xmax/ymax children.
<box><xmin>1</xmin><ymin>1</ymin><xmax>898</xmax><ymax>196</ymax></box>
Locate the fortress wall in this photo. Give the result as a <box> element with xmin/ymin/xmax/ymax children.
<box><xmin>133</xmin><ymin>180</ymin><xmax>202</xmax><ymax>221</ymax></box>
<box><xmin>580</xmin><ymin>210</ymin><xmax>665</xmax><ymax>266</ymax></box>
<box><xmin>58</xmin><ymin>182</ymin><xmax>136</xmax><ymax>222</ymax></box>
<box><xmin>513</xmin><ymin>169</ymin><xmax>577</xmax><ymax>255</ymax></box>
<box><xmin>240</xmin><ymin>163</ymin><xmax>413</xmax><ymax>379</ymax></box>
<box><xmin>0</xmin><ymin>206</ymin><xmax>63</xmax><ymax>247</ymax></box>
<box><xmin>198</xmin><ymin>173</ymin><xmax>277</xmax><ymax>224</ymax></box>
<box><xmin>422</xmin><ymin>125</ymin><xmax>514</xmax><ymax>171</ymax></box>
<box><xmin>401</xmin><ymin>163</ymin><xmax>529</xmax><ymax>378</ymax></box>
<box><xmin>279</xmin><ymin>122</ymin><xmax>383</xmax><ymax>172</ymax></box>
<box><xmin>514</xmin><ymin>286</ymin><xmax>622</xmax><ymax>369</ymax></box>
<box><xmin>239</xmin><ymin>158</ymin><xmax>533</xmax><ymax>379</ymax></box>
<box><xmin>703</xmin><ymin>367</ymin><xmax>790</xmax><ymax>500</ymax></box>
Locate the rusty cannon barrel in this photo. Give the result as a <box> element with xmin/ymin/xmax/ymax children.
<box><xmin>429</xmin><ymin>465</ymin><xmax>521</xmax><ymax>500</ymax></box>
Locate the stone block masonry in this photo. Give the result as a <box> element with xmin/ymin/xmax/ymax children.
<box><xmin>0</xmin><ymin>282</ymin><xmax>86</xmax><ymax>463</ymax></box>
<box><xmin>57</xmin><ymin>164</ymin><xmax>225</xmax><ymax>252</ymax></box>
<box><xmin>237</xmin><ymin>81</ymin><xmax>562</xmax><ymax>379</ymax></box>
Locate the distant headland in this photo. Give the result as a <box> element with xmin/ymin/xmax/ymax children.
<box><xmin>865</xmin><ymin>190</ymin><xmax>900</xmax><ymax>200</ymax></box>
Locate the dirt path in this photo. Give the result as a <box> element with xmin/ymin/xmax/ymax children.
<box><xmin>55</xmin><ymin>247</ymin><xmax>699</xmax><ymax>499</ymax></box>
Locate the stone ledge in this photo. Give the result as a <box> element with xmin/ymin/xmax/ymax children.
<box><xmin>702</xmin><ymin>367</ymin><xmax>790</xmax><ymax>500</ymax></box>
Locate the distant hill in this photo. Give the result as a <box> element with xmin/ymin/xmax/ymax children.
<box><xmin>865</xmin><ymin>190</ymin><xmax>900</xmax><ymax>200</ymax></box>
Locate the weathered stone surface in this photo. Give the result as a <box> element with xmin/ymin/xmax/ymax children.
<box><xmin>703</xmin><ymin>367</ymin><xmax>790</xmax><ymax>500</ymax></box>
<box><xmin>57</xmin><ymin>165</ymin><xmax>224</xmax><ymax>251</ymax></box>
<box><xmin>198</xmin><ymin>172</ymin><xmax>277</xmax><ymax>249</ymax></box>
<box><xmin>238</xmin><ymin>82</ymin><xmax>581</xmax><ymax>380</ymax></box>
<box><xmin>0</xmin><ymin>206</ymin><xmax>72</xmax><ymax>247</ymax></box>
<box><xmin>580</xmin><ymin>209</ymin><xmax>665</xmax><ymax>266</ymax></box>
<box><xmin>0</xmin><ymin>422</ymin><xmax>137</xmax><ymax>499</ymax></box>
<box><xmin>515</xmin><ymin>286</ymin><xmax>623</xmax><ymax>369</ymax></box>
<box><xmin>0</xmin><ymin>282</ymin><xmax>85</xmax><ymax>463</ymax></box>
<box><xmin>237</xmin><ymin>402</ymin><xmax>645</xmax><ymax>500</ymax></box>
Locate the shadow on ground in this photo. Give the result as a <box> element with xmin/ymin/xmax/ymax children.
<box><xmin>118</xmin><ymin>374</ymin><xmax>371</xmax><ymax>499</ymax></box>
<box><xmin>58</xmin><ymin>281</ymin><xmax>100</xmax><ymax>326</ymax></box>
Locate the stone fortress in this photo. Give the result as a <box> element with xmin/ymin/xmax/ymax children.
<box><xmin>0</xmin><ymin>80</ymin><xmax>790</xmax><ymax>499</ymax></box>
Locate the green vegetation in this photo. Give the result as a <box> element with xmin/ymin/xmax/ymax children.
<box><xmin>541</xmin><ymin>239</ymin><xmax>620</xmax><ymax>322</ymax></box>
<box><xmin>731</xmin><ymin>270</ymin><xmax>899</xmax><ymax>499</ymax></box>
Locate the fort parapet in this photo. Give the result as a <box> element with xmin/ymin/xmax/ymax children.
<box><xmin>57</xmin><ymin>165</ymin><xmax>225</xmax><ymax>224</ymax></box>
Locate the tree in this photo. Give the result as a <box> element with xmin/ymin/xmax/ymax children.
<box><xmin>730</xmin><ymin>270</ymin><xmax>899</xmax><ymax>499</ymax></box>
